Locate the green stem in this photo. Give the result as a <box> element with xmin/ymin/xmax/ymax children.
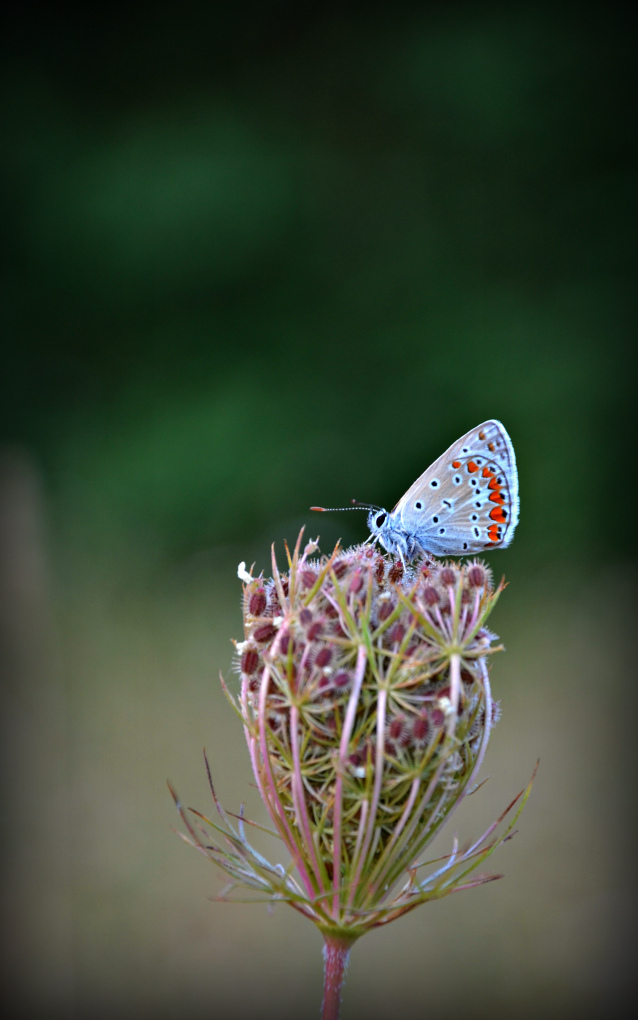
<box><xmin>322</xmin><ymin>935</ymin><xmax>354</xmax><ymax>1020</ymax></box>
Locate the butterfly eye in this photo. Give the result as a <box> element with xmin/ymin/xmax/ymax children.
<box><xmin>375</xmin><ymin>512</ymin><xmax>387</xmax><ymax>527</ymax></box>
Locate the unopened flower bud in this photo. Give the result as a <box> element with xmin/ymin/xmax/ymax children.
<box><xmin>176</xmin><ymin>530</ymin><xmax>528</xmax><ymax>980</ymax></box>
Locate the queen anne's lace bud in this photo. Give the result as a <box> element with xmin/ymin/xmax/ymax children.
<box><xmin>174</xmin><ymin>530</ymin><xmax>532</xmax><ymax>950</ymax></box>
<box><xmin>239</xmin><ymin>539</ymin><xmax>496</xmax><ymax>885</ymax></box>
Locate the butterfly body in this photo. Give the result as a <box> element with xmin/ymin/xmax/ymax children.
<box><xmin>366</xmin><ymin>420</ymin><xmax>519</xmax><ymax>561</ymax></box>
<box><xmin>366</xmin><ymin>509</ymin><xmax>422</xmax><ymax>561</ymax></box>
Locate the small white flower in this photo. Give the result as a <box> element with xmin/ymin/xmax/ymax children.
<box><xmin>237</xmin><ymin>561</ymin><xmax>253</xmax><ymax>583</ymax></box>
<box><xmin>354</xmin><ymin>766</ymin><xmax>366</xmax><ymax>779</ymax></box>
<box><xmin>235</xmin><ymin>640</ymin><xmax>249</xmax><ymax>653</ymax></box>
<box><xmin>438</xmin><ymin>696</ymin><xmax>454</xmax><ymax>717</ymax></box>
<box><xmin>273</xmin><ymin>616</ymin><xmax>284</xmax><ymax>628</ymax></box>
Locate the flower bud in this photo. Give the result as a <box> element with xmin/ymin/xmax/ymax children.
<box><xmin>176</xmin><ymin>533</ymin><xmax>527</xmax><ymax>958</ymax></box>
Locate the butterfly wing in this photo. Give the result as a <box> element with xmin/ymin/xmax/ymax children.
<box><xmin>393</xmin><ymin>420</ymin><xmax>519</xmax><ymax>555</ymax></box>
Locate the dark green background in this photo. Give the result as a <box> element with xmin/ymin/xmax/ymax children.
<box><xmin>1</xmin><ymin>4</ymin><xmax>635</xmax><ymax>1018</ymax></box>
<box><xmin>4</xmin><ymin>2</ymin><xmax>635</xmax><ymax>573</ymax></box>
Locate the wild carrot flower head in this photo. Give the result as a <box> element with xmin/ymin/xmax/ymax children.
<box><xmin>173</xmin><ymin>530</ymin><xmax>531</xmax><ymax>944</ymax></box>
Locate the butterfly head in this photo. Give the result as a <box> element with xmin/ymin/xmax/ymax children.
<box><xmin>367</xmin><ymin>508</ymin><xmax>389</xmax><ymax>539</ymax></box>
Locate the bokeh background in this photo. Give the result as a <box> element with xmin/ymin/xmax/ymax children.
<box><xmin>1</xmin><ymin>4</ymin><xmax>635</xmax><ymax>1018</ymax></box>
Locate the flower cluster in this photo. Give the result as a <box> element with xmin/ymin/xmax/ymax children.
<box><xmin>173</xmin><ymin>531</ymin><xmax>531</xmax><ymax>947</ymax></box>
<box><xmin>238</xmin><ymin>539</ymin><xmax>497</xmax><ymax>876</ymax></box>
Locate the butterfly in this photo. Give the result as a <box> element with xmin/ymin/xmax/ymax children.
<box><xmin>312</xmin><ymin>420</ymin><xmax>519</xmax><ymax>563</ymax></box>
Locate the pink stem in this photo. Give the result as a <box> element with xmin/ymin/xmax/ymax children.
<box><xmin>241</xmin><ymin>672</ymin><xmax>271</xmax><ymax>812</ymax></box>
<box><xmin>468</xmin><ymin>590</ymin><xmax>481</xmax><ymax>633</ymax></box>
<box><xmin>448</xmin><ymin>652</ymin><xmax>461</xmax><ymax>723</ymax></box>
<box><xmin>257</xmin><ymin>661</ymin><xmax>317</xmax><ymax>898</ymax></box>
<box><xmin>332</xmin><ymin>645</ymin><xmax>367</xmax><ymax>915</ymax></box>
<box><xmin>364</xmin><ymin>775</ymin><xmax>420</xmax><ymax>902</ymax></box>
<box><xmin>290</xmin><ymin>704</ymin><xmax>327</xmax><ymax>895</ymax></box>
<box><xmin>459</xmin><ymin>604</ymin><xmax>468</xmax><ymax>637</ymax></box>
<box><xmin>372</xmin><ymin>751</ymin><xmax>453</xmax><ymax>892</ymax></box>
<box><xmin>322</xmin><ymin>935</ymin><xmax>354</xmax><ymax>1020</ymax></box>
<box><xmin>394</xmin><ymin>657</ymin><xmax>494</xmax><ymax>874</ymax></box>
<box><xmin>466</xmin><ymin>657</ymin><xmax>492</xmax><ymax>786</ymax></box>
<box><xmin>434</xmin><ymin>605</ymin><xmax>452</xmax><ymax>641</ymax></box>
<box><xmin>346</xmin><ymin>799</ymin><xmax>369</xmax><ymax>910</ymax></box>
<box><xmin>350</xmin><ymin>686</ymin><xmax>387</xmax><ymax>902</ymax></box>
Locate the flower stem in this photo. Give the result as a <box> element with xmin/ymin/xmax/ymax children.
<box><xmin>322</xmin><ymin>935</ymin><xmax>354</xmax><ymax>1020</ymax></box>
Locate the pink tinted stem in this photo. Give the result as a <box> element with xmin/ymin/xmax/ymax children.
<box><xmin>290</xmin><ymin>704</ymin><xmax>326</xmax><ymax>894</ymax></box>
<box><xmin>332</xmin><ymin>644</ymin><xmax>368</xmax><ymax>914</ymax></box>
<box><xmin>449</xmin><ymin>652</ymin><xmax>461</xmax><ymax>720</ymax></box>
<box><xmin>322</xmin><ymin>936</ymin><xmax>353</xmax><ymax>1020</ymax></box>
<box><xmin>257</xmin><ymin>664</ymin><xmax>316</xmax><ymax>898</ymax></box>
<box><xmin>350</xmin><ymin>686</ymin><xmax>387</xmax><ymax>900</ymax></box>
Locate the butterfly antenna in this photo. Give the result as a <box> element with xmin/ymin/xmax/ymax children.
<box><xmin>350</xmin><ymin>500</ymin><xmax>383</xmax><ymax>511</ymax></box>
<box><xmin>310</xmin><ymin>499</ymin><xmax>382</xmax><ymax>513</ymax></box>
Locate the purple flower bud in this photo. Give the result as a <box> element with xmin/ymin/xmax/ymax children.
<box><xmin>333</xmin><ymin>671</ymin><xmax>351</xmax><ymax>689</ymax></box>
<box><xmin>430</xmin><ymin>708</ymin><xmax>445</xmax><ymax>728</ymax></box>
<box><xmin>349</xmin><ymin>570</ymin><xmax>364</xmax><ymax>594</ymax></box>
<box><xmin>314</xmin><ymin>647</ymin><xmax>332</xmax><ymax>668</ymax></box>
<box><xmin>241</xmin><ymin>648</ymin><xmax>260</xmax><ymax>675</ymax></box>
<box><xmin>467</xmin><ymin>564</ymin><xmax>486</xmax><ymax>588</ymax></box>
<box><xmin>388</xmin><ymin>716</ymin><xmax>404</xmax><ymax>741</ymax></box>
<box><xmin>388</xmin><ymin>561</ymin><xmax>404</xmax><ymax>583</ymax></box>
<box><xmin>249</xmin><ymin>590</ymin><xmax>267</xmax><ymax>616</ymax></box>
<box><xmin>301</xmin><ymin>569</ymin><xmax>318</xmax><ymax>589</ymax></box>
<box><xmin>412</xmin><ymin>712</ymin><xmax>429</xmax><ymax>743</ymax></box>
<box><xmin>388</xmin><ymin>622</ymin><xmax>405</xmax><ymax>645</ymax></box>
<box><xmin>253</xmin><ymin>622</ymin><xmax>277</xmax><ymax>643</ymax></box>
<box><xmin>377</xmin><ymin>600</ymin><xmax>395</xmax><ymax>621</ymax></box>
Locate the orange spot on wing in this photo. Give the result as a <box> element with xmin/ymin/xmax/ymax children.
<box><xmin>467</xmin><ymin>460</ymin><xmax>479</xmax><ymax>473</ymax></box>
<box><xmin>488</xmin><ymin>477</ymin><xmax>500</xmax><ymax>490</ymax></box>
<box><xmin>482</xmin><ymin>467</ymin><xmax>494</xmax><ymax>478</ymax></box>
<box><xmin>489</xmin><ymin>491</ymin><xmax>504</xmax><ymax>504</ymax></box>
<box><xmin>478</xmin><ymin>431</ymin><xmax>486</xmax><ymax>440</ymax></box>
<box><xmin>452</xmin><ymin>460</ymin><xmax>461</xmax><ymax>469</ymax></box>
<box><xmin>488</xmin><ymin>441</ymin><xmax>495</xmax><ymax>452</ymax></box>
<box><xmin>490</xmin><ymin>507</ymin><xmax>507</xmax><ymax>523</ymax></box>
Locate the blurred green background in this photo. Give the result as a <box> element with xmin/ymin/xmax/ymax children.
<box><xmin>1</xmin><ymin>4</ymin><xmax>635</xmax><ymax>1018</ymax></box>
